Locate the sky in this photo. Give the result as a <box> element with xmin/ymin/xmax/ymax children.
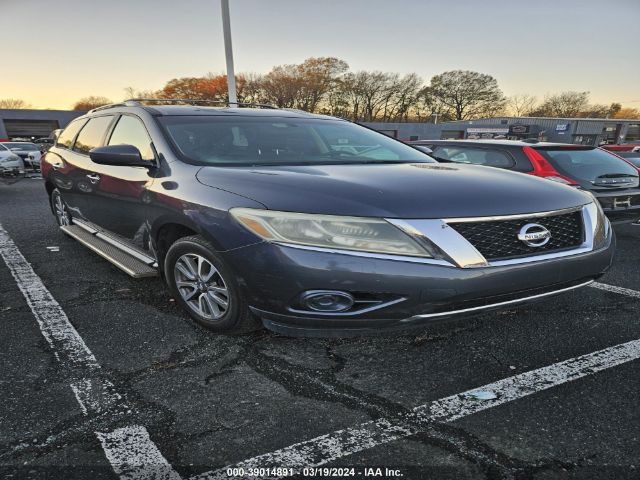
<box><xmin>2</xmin><ymin>0</ymin><xmax>639</xmax><ymax>110</ymax></box>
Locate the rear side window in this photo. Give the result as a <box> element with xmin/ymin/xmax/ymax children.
<box><xmin>107</xmin><ymin>115</ymin><xmax>154</xmax><ymax>161</ymax></box>
<box><xmin>73</xmin><ymin>116</ymin><xmax>114</xmax><ymax>155</ymax></box>
<box><xmin>537</xmin><ymin>147</ymin><xmax>638</xmax><ymax>182</ymax></box>
<box><xmin>432</xmin><ymin>146</ymin><xmax>514</xmax><ymax>168</ymax></box>
<box><xmin>56</xmin><ymin>119</ymin><xmax>87</xmax><ymax>149</ymax></box>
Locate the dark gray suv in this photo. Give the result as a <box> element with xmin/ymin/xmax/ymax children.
<box><xmin>42</xmin><ymin>100</ymin><xmax>615</xmax><ymax>336</ymax></box>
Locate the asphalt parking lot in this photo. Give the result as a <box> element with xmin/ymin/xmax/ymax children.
<box><xmin>1</xmin><ymin>178</ymin><xmax>639</xmax><ymax>480</ymax></box>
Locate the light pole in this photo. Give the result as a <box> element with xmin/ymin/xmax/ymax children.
<box><xmin>220</xmin><ymin>0</ymin><xmax>237</xmax><ymax>106</ymax></box>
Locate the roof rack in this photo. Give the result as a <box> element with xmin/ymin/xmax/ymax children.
<box><xmin>125</xmin><ymin>98</ymin><xmax>279</xmax><ymax>109</ymax></box>
<box><xmin>87</xmin><ymin>102</ymin><xmax>129</xmax><ymax>114</ymax></box>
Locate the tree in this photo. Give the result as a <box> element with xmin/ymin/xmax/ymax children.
<box><xmin>261</xmin><ymin>64</ymin><xmax>304</xmax><ymax>108</ymax></box>
<box><xmin>0</xmin><ymin>99</ymin><xmax>31</xmax><ymax>109</ymax></box>
<box><xmin>506</xmin><ymin>94</ymin><xmax>538</xmax><ymax>116</ymax></box>
<box><xmin>578</xmin><ymin>103</ymin><xmax>611</xmax><ymax>118</ymax></box>
<box><xmin>157</xmin><ymin>73</ymin><xmax>264</xmax><ymax>104</ymax></box>
<box><xmin>295</xmin><ymin>57</ymin><xmax>348</xmax><ymax>112</ymax></box>
<box><xmin>529</xmin><ymin>91</ymin><xmax>590</xmax><ymax>117</ymax></box>
<box><xmin>613</xmin><ymin>107</ymin><xmax>640</xmax><ymax>119</ymax></box>
<box><xmin>608</xmin><ymin>103</ymin><xmax>622</xmax><ymax>117</ymax></box>
<box><xmin>426</xmin><ymin>70</ymin><xmax>506</xmax><ymax>120</ymax></box>
<box><xmin>157</xmin><ymin>74</ymin><xmax>228</xmax><ymax>101</ymax></box>
<box><xmin>123</xmin><ymin>86</ymin><xmax>158</xmax><ymax>100</ymax></box>
<box><xmin>72</xmin><ymin>96</ymin><xmax>112</xmax><ymax>110</ymax></box>
<box><xmin>260</xmin><ymin>57</ymin><xmax>349</xmax><ymax>110</ymax></box>
<box><xmin>412</xmin><ymin>88</ymin><xmax>453</xmax><ymax>123</ymax></box>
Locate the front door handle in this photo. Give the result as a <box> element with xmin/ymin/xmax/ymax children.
<box><xmin>51</xmin><ymin>162</ymin><xmax>63</xmax><ymax>170</ymax></box>
<box><xmin>86</xmin><ymin>173</ymin><xmax>101</xmax><ymax>184</ymax></box>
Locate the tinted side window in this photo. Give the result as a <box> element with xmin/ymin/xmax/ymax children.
<box><xmin>56</xmin><ymin>119</ymin><xmax>87</xmax><ymax>149</ymax></box>
<box><xmin>107</xmin><ymin>115</ymin><xmax>154</xmax><ymax>161</ymax></box>
<box><xmin>432</xmin><ymin>146</ymin><xmax>514</xmax><ymax>168</ymax></box>
<box><xmin>73</xmin><ymin>116</ymin><xmax>114</xmax><ymax>155</ymax></box>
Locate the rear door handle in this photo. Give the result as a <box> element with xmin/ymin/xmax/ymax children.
<box><xmin>51</xmin><ymin>162</ymin><xmax>63</xmax><ymax>170</ymax></box>
<box><xmin>86</xmin><ymin>173</ymin><xmax>101</xmax><ymax>183</ymax></box>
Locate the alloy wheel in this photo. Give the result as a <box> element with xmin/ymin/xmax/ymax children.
<box><xmin>174</xmin><ymin>253</ymin><xmax>230</xmax><ymax>320</ymax></box>
<box><xmin>53</xmin><ymin>192</ymin><xmax>70</xmax><ymax>226</ymax></box>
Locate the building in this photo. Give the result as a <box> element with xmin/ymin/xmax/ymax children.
<box><xmin>365</xmin><ymin>117</ymin><xmax>640</xmax><ymax>146</ymax></box>
<box><xmin>0</xmin><ymin>109</ymin><xmax>86</xmax><ymax>141</ymax></box>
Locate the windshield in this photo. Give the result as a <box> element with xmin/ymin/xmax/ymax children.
<box><xmin>158</xmin><ymin>116</ymin><xmax>435</xmax><ymax>166</ymax></box>
<box><xmin>537</xmin><ymin>147</ymin><xmax>638</xmax><ymax>182</ymax></box>
<box><xmin>5</xmin><ymin>143</ymin><xmax>39</xmax><ymax>151</ymax></box>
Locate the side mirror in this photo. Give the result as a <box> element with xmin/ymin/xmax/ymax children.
<box><xmin>413</xmin><ymin>145</ymin><xmax>433</xmax><ymax>155</ymax></box>
<box><xmin>89</xmin><ymin>144</ymin><xmax>150</xmax><ymax>168</ymax></box>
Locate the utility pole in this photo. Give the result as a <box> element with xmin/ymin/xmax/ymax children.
<box><xmin>220</xmin><ymin>0</ymin><xmax>237</xmax><ymax>106</ymax></box>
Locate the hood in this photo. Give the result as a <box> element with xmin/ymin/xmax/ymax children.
<box><xmin>196</xmin><ymin>163</ymin><xmax>592</xmax><ymax>219</ymax></box>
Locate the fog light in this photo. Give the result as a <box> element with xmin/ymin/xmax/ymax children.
<box><xmin>300</xmin><ymin>290</ymin><xmax>355</xmax><ymax>312</ymax></box>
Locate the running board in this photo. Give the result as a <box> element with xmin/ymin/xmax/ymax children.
<box><xmin>60</xmin><ymin>225</ymin><xmax>157</xmax><ymax>278</ymax></box>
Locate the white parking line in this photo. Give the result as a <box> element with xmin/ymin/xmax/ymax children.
<box><xmin>591</xmin><ymin>282</ymin><xmax>640</xmax><ymax>299</ymax></box>
<box><xmin>193</xmin><ymin>338</ymin><xmax>640</xmax><ymax>480</ymax></box>
<box><xmin>97</xmin><ymin>426</ymin><xmax>182</xmax><ymax>480</ymax></box>
<box><xmin>4</xmin><ymin>220</ymin><xmax>640</xmax><ymax>479</ymax></box>
<box><xmin>0</xmin><ymin>224</ymin><xmax>182</xmax><ymax>480</ymax></box>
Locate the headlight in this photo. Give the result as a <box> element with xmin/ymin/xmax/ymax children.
<box><xmin>585</xmin><ymin>200</ymin><xmax>609</xmax><ymax>250</ymax></box>
<box><xmin>0</xmin><ymin>155</ymin><xmax>18</xmax><ymax>164</ymax></box>
<box><xmin>230</xmin><ymin>208</ymin><xmax>435</xmax><ymax>257</ymax></box>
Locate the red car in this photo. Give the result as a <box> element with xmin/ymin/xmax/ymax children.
<box><xmin>601</xmin><ymin>142</ymin><xmax>640</xmax><ymax>152</ymax></box>
<box><xmin>410</xmin><ymin>139</ymin><xmax>640</xmax><ymax>224</ymax></box>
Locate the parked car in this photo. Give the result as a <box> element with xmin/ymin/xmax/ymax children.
<box><xmin>601</xmin><ymin>141</ymin><xmax>640</xmax><ymax>153</ymax></box>
<box><xmin>42</xmin><ymin>101</ymin><xmax>614</xmax><ymax>335</ymax></box>
<box><xmin>34</xmin><ymin>137</ymin><xmax>55</xmax><ymax>153</ymax></box>
<box><xmin>0</xmin><ymin>143</ymin><xmax>25</xmax><ymax>179</ymax></box>
<box><xmin>2</xmin><ymin>142</ymin><xmax>42</xmax><ymax>171</ymax></box>
<box><xmin>410</xmin><ymin>139</ymin><xmax>640</xmax><ymax>224</ymax></box>
<box><xmin>615</xmin><ymin>151</ymin><xmax>640</xmax><ymax>168</ymax></box>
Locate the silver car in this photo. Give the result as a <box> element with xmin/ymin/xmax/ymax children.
<box><xmin>2</xmin><ymin>142</ymin><xmax>42</xmax><ymax>171</ymax></box>
<box><xmin>0</xmin><ymin>144</ymin><xmax>25</xmax><ymax>178</ymax></box>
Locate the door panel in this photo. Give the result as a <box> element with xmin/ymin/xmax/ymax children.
<box><xmin>80</xmin><ymin>114</ymin><xmax>157</xmax><ymax>250</ymax></box>
<box><xmin>81</xmin><ymin>162</ymin><xmax>154</xmax><ymax>246</ymax></box>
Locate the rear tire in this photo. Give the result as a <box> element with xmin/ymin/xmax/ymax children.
<box><xmin>164</xmin><ymin>235</ymin><xmax>260</xmax><ymax>334</ymax></box>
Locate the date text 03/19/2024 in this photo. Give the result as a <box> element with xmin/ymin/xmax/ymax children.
<box><xmin>225</xmin><ymin>467</ymin><xmax>404</xmax><ymax>477</ymax></box>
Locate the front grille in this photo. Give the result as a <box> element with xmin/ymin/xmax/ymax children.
<box><xmin>449</xmin><ymin>210</ymin><xmax>584</xmax><ymax>261</ymax></box>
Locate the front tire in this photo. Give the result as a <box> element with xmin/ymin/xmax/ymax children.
<box><xmin>51</xmin><ymin>188</ymin><xmax>71</xmax><ymax>226</ymax></box>
<box><xmin>164</xmin><ymin>235</ymin><xmax>260</xmax><ymax>333</ymax></box>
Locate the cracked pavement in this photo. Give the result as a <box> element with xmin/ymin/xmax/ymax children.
<box><xmin>1</xmin><ymin>180</ymin><xmax>639</xmax><ymax>479</ymax></box>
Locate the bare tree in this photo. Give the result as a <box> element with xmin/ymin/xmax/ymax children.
<box><xmin>123</xmin><ymin>87</ymin><xmax>157</xmax><ymax>100</ymax></box>
<box><xmin>427</xmin><ymin>70</ymin><xmax>506</xmax><ymax>120</ymax></box>
<box><xmin>72</xmin><ymin>96</ymin><xmax>112</xmax><ymax>110</ymax></box>
<box><xmin>261</xmin><ymin>64</ymin><xmax>304</xmax><ymax>108</ymax></box>
<box><xmin>613</xmin><ymin>107</ymin><xmax>640</xmax><ymax>119</ymax></box>
<box><xmin>530</xmin><ymin>91</ymin><xmax>590</xmax><ymax>117</ymax></box>
<box><xmin>295</xmin><ymin>57</ymin><xmax>348</xmax><ymax>112</ymax></box>
<box><xmin>507</xmin><ymin>94</ymin><xmax>538</xmax><ymax>116</ymax></box>
<box><xmin>237</xmin><ymin>72</ymin><xmax>266</xmax><ymax>104</ymax></box>
<box><xmin>383</xmin><ymin>73</ymin><xmax>422</xmax><ymax>122</ymax></box>
<box><xmin>260</xmin><ymin>57</ymin><xmax>348</xmax><ymax>111</ymax></box>
<box><xmin>0</xmin><ymin>99</ymin><xmax>31</xmax><ymax>109</ymax></box>
<box><xmin>412</xmin><ymin>88</ymin><xmax>453</xmax><ymax>123</ymax></box>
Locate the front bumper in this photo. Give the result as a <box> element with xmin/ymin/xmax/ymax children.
<box><xmin>594</xmin><ymin>189</ymin><xmax>640</xmax><ymax>223</ymax></box>
<box><xmin>223</xmin><ymin>231</ymin><xmax>615</xmax><ymax>336</ymax></box>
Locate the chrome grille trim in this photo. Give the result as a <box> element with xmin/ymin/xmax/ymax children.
<box><xmin>442</xmin><ymin>205</ymin><xmax>587</xmax><ymax>223</ymax></box>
